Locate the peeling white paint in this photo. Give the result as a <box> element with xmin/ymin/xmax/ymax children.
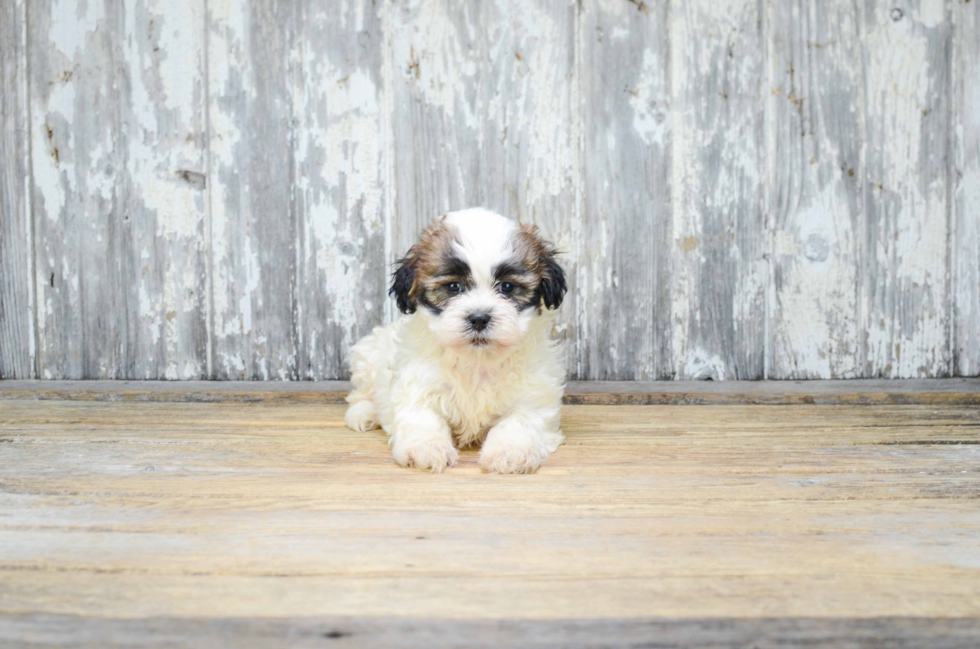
<box><xmin>671</xmin><ymin>0</ymin><xmax>765</xmax><ymax>380</ymax></box>
<box><xmin>50</xmin><ymin>0</ymin><xmax>102</xmax><ymax>59</ymax></box>
<box><xmin>773</xmin><ymin>186</ymin><xmax>860</xmax><ymax>379</ymax></box>
<box><xmin>767</xmin><ymin>0</ymin><xmax>860</xmax><ymax>380</ymax></box>
<box><xmin>683</xmin><ymin>350</ymin><xmax>727</xmax><ymax>381</ymax></box>
<box><xmin>145</xmin><ymin>177</ymin><xmax>201</xmax><ymax>239</ymax></box>
<box><xmin>916</xmin><ymin>0</ymin><xmax>945</xmax><ymax>29</ymax></box>
<box><xmin>864</xmin><ymin>3</ymin><xmax>949</xmax><ymax>377</ymax></box>
<box><xmin>392</xmin><ymin>1</ymin><xmax>478</xmax><ymax>130</ymax></box>
<box><xmin>630</xmin><ymin>48</ymin><xmax>669</xmax><ymax>146</ymax></box>
<box><xmin>31</xmin><ymin>80</ymin><xmax>75</xmax><ymax>221</ymax></box>
<box><xmin>26</xmin><ymin>0</ymin><xmax>210</xmax><ymax>379</ymax></box>
<box><xmin>954</xmin><ymin>165</ymin><xmax>980</xmax><ymax>375</ymax></box>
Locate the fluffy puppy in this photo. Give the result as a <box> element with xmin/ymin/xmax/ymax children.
<box><xmin>345</xmin><ymin>208</ymin><xmax>567</xmax><ymax>474</ymax></box>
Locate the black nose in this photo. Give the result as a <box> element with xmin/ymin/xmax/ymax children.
<box><xmin>467</xmin><ymin>313</ymin><xmax>491</xmax><ymax>331</ymax></box>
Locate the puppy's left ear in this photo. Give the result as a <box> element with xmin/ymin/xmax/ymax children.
<box><xmin>518</xmin><ymin>224</ymin><xmax>567</xmax><ymax>310</ymax></box>
<box><xmin>389</xmin><ymin>254</ymin><xmax>418</xmax><ymax>314</ymax></box>
<box><xmin>539</xmin><ymin>246</ymin><xmax>567</xmax><ymax>310</ymax></box>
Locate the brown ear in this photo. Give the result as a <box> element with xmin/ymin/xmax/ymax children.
<box><xmin>518</xmin><ymin>224</ymin><xmax>567</xmax><ymax>310</ymax></box>
<box><xmin>388</xmin><ymin>216</ymin><xmax>457</xmax><ymax>314</ymax></box>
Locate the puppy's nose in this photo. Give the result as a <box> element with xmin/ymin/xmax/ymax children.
<box><xmin>467</xmin><ymin>313</ymin><xmax>492</xmax><ymax>331</ymax></box>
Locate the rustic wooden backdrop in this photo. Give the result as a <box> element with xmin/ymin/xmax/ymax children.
<box><xmin>1</xmin><ymin>0</ymin><xmax>978</xmax><ymax>381</ymax></box>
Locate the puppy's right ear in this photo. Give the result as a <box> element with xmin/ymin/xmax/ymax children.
<box><xmin>389</xmin><ymin>255</ymin><xmax>418</xmax><ymax>314</ymax></box>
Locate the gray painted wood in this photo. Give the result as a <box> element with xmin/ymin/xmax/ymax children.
<box><xmin>862</xmin><ymin>0</ymin><xmax>951</xmax><ymax>377</ymax></box>
<box><xmin>291</xmin><ymin>1</ymin><xmax>388</xmax><ymax>380</ymax></box>
<box><xmin>208</xmin><ymin>0</ymin><xmax>387</xmax><ymax>381</ymax></box>
<box><xmin>2</xmin><ymin>0</ymin><xmax>978</xmax><ymax>380</ymax></box>
<box><xmin>954</xmin><ymin>0</ymin><xmax>980</xmax><ymax>377</ymax></box>
<box><xmin>0</xmin><ymin>0</ymin><xmax>33</xmax><ymax>379</ymax></box>
<box><xmin>207</xmin><ymin>0</ymin><xmax>298</xmax><ymax>380</ymax></box>
<box><xmin>579</xmin><ymin>0</ymin><xmax>671</xmax><ymax>380</ymax></box>
<box><xmin>29</xmin><ymin>0</ymin><xmax>209</xmax><ymax>379</ymax></box>
<box><xmin>768</xmin><ymin>0</ymin><xmax>865</xmax><ymax>379</ymax></box>
<box><xmin>670</xmin><ymin>0</ymin><xmax>766</xmax><ymax>380</ymax></box>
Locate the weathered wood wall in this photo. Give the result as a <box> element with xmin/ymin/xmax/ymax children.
<box><xmin>0</xmin><ymin>0</ymin><xmax>977</xmax><ymax>381</ymax></box>
<box><xmin>1</xmin><ymin>0</ymin><xmax>33</xmax><ymax>380</ymax></box>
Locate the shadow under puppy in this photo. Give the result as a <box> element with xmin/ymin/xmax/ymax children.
<box><xmin>345</xmin><ymin>208</ymin><xmax>567</xmax><ymax>474</ymax></box>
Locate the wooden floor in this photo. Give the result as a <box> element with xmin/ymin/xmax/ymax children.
<box><xmin>1</xmin><ymin>383</ymin><xmax>979</xmax><ymax>647</ymax></box>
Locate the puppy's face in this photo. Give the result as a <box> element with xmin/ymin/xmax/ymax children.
<box><xmin>389</xmin><ymin>209</ymin><xmax>566</xmax><ymax>350</ymax></box>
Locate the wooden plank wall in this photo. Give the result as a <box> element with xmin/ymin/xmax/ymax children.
<box><xmin>28</xmin><ymin>0</ymin><xmax>210</xmax><ymax>380</ymax></box>
<box><xmin>0</xmin><ymin>0</ymin><xmax>33</xmax><ymax>379</ymax></box>
<box><xmin>954</xmin><ymin>0</ymin><xmax>980</xmax><ymax>377</ymax></box>
<box><xmin>0</xmin><ymin>0</ymin><xmax>977</xmax><ymax>381</ymax></box>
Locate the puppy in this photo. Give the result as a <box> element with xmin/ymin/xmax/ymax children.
<box><xmin>345</xmin><ymin>208</ymin><xmax>567</xmax><ymax>474</ymax></box>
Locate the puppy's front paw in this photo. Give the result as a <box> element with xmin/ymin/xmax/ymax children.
<box><xmin>392</xmin><ymin>437</ymin><xmax>459</xmax><ymax>473</ymax></box>
<box><xmin>479</xmin><ymin>421</ymin><xmax>552</xmax><ymax>474</ymax></box>
<box><xmin>345</xmin><ymin>400</ymin><xmax>380</xmax><ymax>432</ymax></box>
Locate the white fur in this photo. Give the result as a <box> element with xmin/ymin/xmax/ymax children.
<box><xmin>346</xmin><ymin>208</ymin><xmax>565</xmax><ymax>474</ymax></box>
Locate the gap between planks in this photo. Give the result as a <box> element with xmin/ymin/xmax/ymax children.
<box><xmin>0</xmin><ymin>379</ymin><xmax>977</xmax><ymax>406</ymax></box>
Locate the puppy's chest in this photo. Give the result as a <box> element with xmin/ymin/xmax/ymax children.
<box><xmin>438</xmin><ymin>368</ymin><xmax>516</xmax><ymax>438</ymax></box>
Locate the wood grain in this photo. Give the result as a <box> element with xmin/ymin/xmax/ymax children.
<box><xmin>953</xmin><ymin>0</ymin><xmax>980</xmax><ymax>377</ymax></box>
<box><xmin>387</xmin><ymin>0</ymin><xmax>483</xmax><ymax>259</ymax></box>
<box><xmin>3</xmin><ymin>615</ymin><xmax>980</xmax><ymax>649</ymax></box>
<box><xmin>208</xmin><ymin>0</ymin><xmax>389</xmax><ymax>381</ymax></box>
<box><xmin>863</xmin><ymin>0</ymin><xmax>951</xmax><ymax>377</ymax></box>
<box><xmin>671</xmin><ymin>0</ymin><xmax>766</xmax><ymax>380</ymax></box>
<box><xmin>207</xmin><ymin>0</ymin><xmax>298</xmax><ymax>380</ymax></box>
<box><xmin>291</xmin><ymin>1</ymin><xmax>388</xmax><ymax>380</ymax></box>
<box><xmin>578</xmin><ymin>0</ymin><xmax>670</xmax><ymax>380</ymax></box>
<box><xmin>768</xmin><ymin>0</ymin><xmax>864</xmax><ymax>379</ymax></box>
<box><xmin>29</xmin><ymin>0</ymin><xmax>210</xmax><ymax>380</ymax></box>
<box><xmin>0</xmin><ymin>0</ymin><xmax>32</xmax><ymax>379</ymax></box>
<box><xmin>0</xmin><ymin>399</ymin><xmax>978</xmax><ymax>636</ymax></box>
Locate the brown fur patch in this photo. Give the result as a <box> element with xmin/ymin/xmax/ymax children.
<box><xmin>511</xmin><ymin>224</ymin><xmax>554</xmax><ymax>278</ymax></box>
<box><xmin>395</xmin><ymin>217</ymin><xmax>468</xmax><ymax>312</ymax></box>
<box><xmin>510</xmin><ymin>224</ymin><xmax>566</xmax><ymax>310</ymax></box>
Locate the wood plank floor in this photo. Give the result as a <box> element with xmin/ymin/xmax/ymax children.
<box><xmin>1</xmin><ymin>394</ymin><xmax>979</xmax><ymax>646</ymax></box>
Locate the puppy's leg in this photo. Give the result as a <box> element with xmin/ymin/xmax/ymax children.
<box><xmin>391</xmin><ymin>408</ymin><xmax>458</xmax><ymax>473</ymax></box>
<box><xmin>479</xmin><ymin>411</ymin><xmax>563</xmax><ymax>475</ymax></box>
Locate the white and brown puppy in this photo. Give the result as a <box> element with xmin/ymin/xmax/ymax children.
<box><xmin>345</xmin><ymin>208</ymin><xmax>567</xmax><ymax>474</ymax></box>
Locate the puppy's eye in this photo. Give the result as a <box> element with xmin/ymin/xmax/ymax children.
<box><xmin>447</xmin><ymin>282</ymin><xmax>463</xmax><ymax>295</ymax></box>
<box><xmin>499</xmin><ymin>282</ymin><xmax>515</xmax><ymax>295</ymax></box>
